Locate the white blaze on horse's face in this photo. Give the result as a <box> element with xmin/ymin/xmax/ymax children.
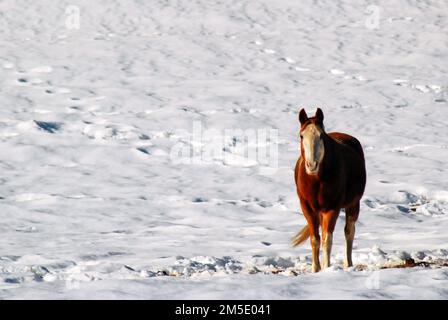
<box><xmin>301</xmin><ymin>124</ymin><xmax>325</xmax><ymax>175</ymax></box>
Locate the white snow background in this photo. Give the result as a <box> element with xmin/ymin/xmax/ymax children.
<box><xmin>0</xmin><ymin>0</ymin><xmax>448</xmax><ymax>299</ymax></box>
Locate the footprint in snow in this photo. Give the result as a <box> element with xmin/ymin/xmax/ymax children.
<box><xmin>263</xmin><ymin>48</ymin><xmax>276</xmax><ymax>54</ymax></box>
<box><xmin>282</xmin><ymin>57</ymin><xmax>295</xmax><ymax>64</ymax></box>
<box><xmin>330</xmin><ymin>69</ymin><xmax>345</xmax><ymax>75</ymax></box>
<box><xmin>34</xmin><ymin>120</ymin><xmax>62</xmax><ymax>133</ymax></box>
<box><xmin>2</xmin><ymin>62</ymin><xmax>14</xmax><ymax>69</ymax></box>
<box><xmin>295</xmin><ymin>66</ymin><xmax>310</xmax><ymax>72</ymax></box>
<box><xmin>136</xmin><ymin>147</ymin><xmax>150</xmax><ymax>155</ymax></box>
<box><xmin>29</xmin><ymin>66</ymin><xmax>53</xmax><ymax>73</ymax></box>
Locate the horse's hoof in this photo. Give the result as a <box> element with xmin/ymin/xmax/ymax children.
<box><xmin>312</xmin><ymin>264</ymin><xmax>321</xmax><ymax>273</ymax></box>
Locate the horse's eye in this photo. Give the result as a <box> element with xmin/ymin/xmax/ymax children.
<box><xmin>300</xmin><ymin>135</ymin><xmax>303</xmax><ymax>139</ymax></box>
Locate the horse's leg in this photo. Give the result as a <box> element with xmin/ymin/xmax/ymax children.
<box><xmin>344</xmin><ymin>202</ymin><xmax>360</xmax><ymax>268</ymax></box>
<box><xmin>321</xmin><ymin>209</ymin><xmax>339</xmax><ymax>269</ymax></box>
<box><xmin>301</xmin><ymin>202</ymin><xmax>321</xmax><ymax>273</ymax></box>
<box><xmin>309</xmin><ymin>219</ymin><xmax>321</xmax><ymax>273</ymax></box>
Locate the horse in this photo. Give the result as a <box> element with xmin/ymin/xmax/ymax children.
<box><xmin>292</xmin><ymin>108</ymin><xmax>366</xmax><ymax>272</ymax></box>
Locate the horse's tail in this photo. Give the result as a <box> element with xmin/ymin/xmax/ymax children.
<box><xmin>291</xmin><ymin>225</ymin><xmax>310</xmax><ymax>247</ymax></box>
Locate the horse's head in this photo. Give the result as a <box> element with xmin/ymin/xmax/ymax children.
<box><xmin>298</xmin><ymin>108</ymin><xmax>325</xmax><ymax>175</ymax></box>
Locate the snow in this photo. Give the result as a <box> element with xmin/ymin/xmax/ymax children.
<box><xmin>0</xmin><ymin>0</ymin><xmax>447</xmax><ymax>299</ymax></box>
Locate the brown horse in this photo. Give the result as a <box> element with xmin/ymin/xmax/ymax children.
<box><xmin>292</xmin><ymin>108</ymin><xmax>366</xmax><ymax>272</ymax></box>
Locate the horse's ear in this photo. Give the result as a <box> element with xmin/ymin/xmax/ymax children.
<box><xmin>298</xmin><ymin>108</ymin><xmax>308</xmax><ymax>124</ymax></box>
<box><xmin>315</xmin><ymin>108</ymin><xmax>324</xmax><ymax>123</ymax></box>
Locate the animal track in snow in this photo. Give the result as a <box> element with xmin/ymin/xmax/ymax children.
<box><xmin>2</xmin><ymin>62</ymin><xmax>15</xmax><ymax>69</ymax></box>
<box><xmin>252</xmin><ymin>38</ymin><xmax>311</xmax><ymax>72</ymax></box>
<box><xmin>393</xmin><ymin>79</ymin><xmax>445</xmax><ymax>99</ymax></box>
<box><xmin>295</xmin><ymin>66</ymin><xmax>310</xmax><ymax>72</ymax></box>
<box><xmin>391</xmin><ymin>190</ymin><xmax>448</xmax><ymax>217</ymax></box>
<box><xmin>230</xmin><ymin>107</ymin><xmax>258</xmax><ymax>114</ymax></box>
<box><xmin>135</xmin><ymin>147</ymin><xmax>151</xmax><ymax>155</ymax></box>
<box><xmin>364</xmin><ymin>189</ymin><xmax>448</xmax><ymax>217</ymax></box>
<box><xmin>29</xmin><ymin>66</ymin><xmax>53</xmax><ymax>73</ymax></box>
<box><xmin>82</xmin><ymin>123</ymin><xmax>150</xmax><ymax>141</ymax></box>
<box><xmin>34</xmin><ymin>121</ymin><xmax>62</xmax><ymax>133</ymax></box>
<box><xmin>330</xmin><ymin>69</ymin><xmax>368</xmax><ymax>82</ymax></box>
<box><xmin>263</xmin><ymin>48</ymin><xmax>276</xmax><ymax>54</ymax></box>
<box><xmin>392</xmin><ymin>144</ymin><xmax>448</xmax><ymax>152</ymax></box>
<box><xmin>282</xmin><ymin>57</ymin><xmax>295</xmax><ymax>64</ymax></box>
<box><xmin>17</xmin><ymin>78</ymin><xmax>28</xmax><ymax>84</ymax></box>
<box><xmin>330</xmin><ymin>69</ymin><xmax>345</xmax><ymax>75</ymax></box>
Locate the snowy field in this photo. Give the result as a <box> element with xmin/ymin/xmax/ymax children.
<box><xmin>0</xmin><ymin>0</ymin><xmax>448</xmax><ymax>299</ymax></box>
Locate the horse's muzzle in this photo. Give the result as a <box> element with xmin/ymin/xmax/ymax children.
<box><xmin>306</xmin><ymin>161</ymin><xmax>319</xmax><ymax>174</ymax></box>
